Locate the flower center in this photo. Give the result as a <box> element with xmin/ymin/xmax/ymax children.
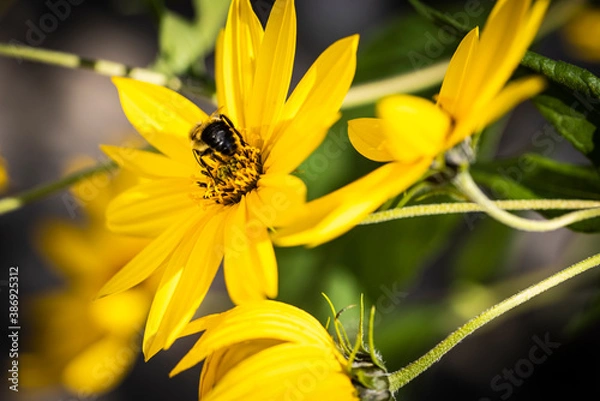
<box><xmin>197</xmin><ymin>144</ymin><xmax>262</xmax><ymax>205</ymax></box>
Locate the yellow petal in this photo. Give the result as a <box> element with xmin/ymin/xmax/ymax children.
<box><xmin>36</xmin><ymin>219</ymin><xmax>104</xmax><ymax>281</ymax></box>
<box><xmin>376</xmin><ymin>95</ymin><xmax>451</xmax><ymax>161</ymax></box>
<box><xmin>112</xmin><ymin>77</ymin><xmax>204</xmax><ymax>167</ymax></box>
<box><xmin>348</xmin><ymin>118</ymin><xmax>398</xmax><ymax>162</ymax></box>
<box><xmin>62</xmin><ymin>336</ymin><xmax>137</xmax><ymax>395</ymax></box>
<box><xmin>245</xmin><ymin>0</ymin><xmax>296</xmax><ymax>142</ymax></box>
<box><xmin>143</xmin><ymin>209</ymin><xmax>221</xmax><ymax>359</ymax></box>
<box><xmin>462</xmin><ymin>0</ymin><xmax>548</xmax><ymax>117</ymax></box>
<box><xmin>479</xmin><ymin>75</ymin><xmax>546</xmax><ymax>132</ymax></box>
<box><xmin>264</xmin><ymin>35</ymin><xmax>359</xmax><ymax>173</ymax></box>
<box><xmin>223</xmin><ymin>200</ymin><xmax>276</xmax><ymax>304</ymax></box>
<box><xmin>273</xmin><ymin>160</ymin><xmax>431</xmax><ymax>247</ymax></box>
<box><xmin>199</xmin><ymin>343</ymin><xmax>345</xmax><ymax>401</ymax></box>
<box><xmin>302</xmin><ymin>373</ymin><xmax>358</xmax><ymax>401</ymax></box>
<box><xmin>90</xmin><ymin>289</ymin><xmax>149</xmax><ymax>338</ymax></box>
<box><xmin>143</xmin><ymin>262</ymin><xmax>185</xmax><ymax>359</ymax></box>
<box><xmin>252</xmin><ymin>173</ymin><xmax>307</xmax><ymax>228</ymax></box>
<box><xmin>244</xmin><ymin>195</ymin><xmax>278</xmax><ymax>298</ymax></box>
<box><xmin>0</xmin><ymin>155</ymin><xmax>8</xmax><ymax>191</ymax></box>
<box><xmin>180</xmin><ymin>313</ymin><xmax>224</xmax><ymax>337</ymax></box>
<box><xmin>171</xmin><ymin>300</ymin><xmax>333</xmax><ymax>375</ymax></box>
<box><xmin>148</xmin><ymin>210</ymin><xmax>226</xmax><ymax>355</ymax></box>
<box><xmin>198</xmin><ymin>339</ymin><xmax>283</xmax><ymax>396</ymax></box>
<box><xmin>98</xmin><ymin>215</ymin><xmax>198</xmax><ymax>297</ymax></box>
<box><xmin>106</xmin><ymin>179</ymin><xmax>197</xmax><ymax>237</ymax></box>
<box><xmin>446</xmin><ymin>75</ymin><xmax>546</xmax><ymax>150</ymax></box>
<box><xmin>459</xmin><ymin>0</ymin><xmax>527</xmax><ymax>114</ymax></box>
<box><xmin>101</xmin><ymin>145</ymin><xmax>191</xmax><ymax>178</ymax></box>
<box><xmin>216</xmin><ymin>0</ymin><xmax>264</xmax><ymax>126</ymax></box>
<box><xmin>437</xmin><ymin>27</ymin><xmax>479</xmax><ymax>117</ymax></box>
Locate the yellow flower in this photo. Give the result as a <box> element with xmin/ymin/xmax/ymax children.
<box><xmin>99</xmin><ymin>0</ymin><xmax>358</xmax><ymax>359</ymax></box>
<box><xmin>563</xmin><ymin>5</ymin><xmax>600</xmax><ymax>62</ymax></box>
<box><xmin>22</xmin><ymin>160</ymin><xmax>150</xmax><ymax>395</ymax></box>
<box><xmin>274</xmin><ymin>0</ymin><xmax>549</xmax><ymax>247</ymax></box>
<box><xmin>170</xmin><ymin>300</ymin><xmax>390</xmax><ymax>401</ymax></box>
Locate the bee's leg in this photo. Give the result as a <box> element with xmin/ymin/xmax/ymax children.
<box><xmin>220</xmin><ymin>114</ymin><xmax>246</xmax><ymax>146</ymax></box>
<box><xmin>192</xmin><ymin>149</ymin><xmax>204</xmax><ymax>166</ymax></box>
<box><xmin>211</xmin><ymin>152</ymin><xmax>226</xmax><ymax>163</ymax></box>
<box><xmin>199</xmin><ymin>149</ymin><xmax>226</xmax><ymax>184</ymax></box>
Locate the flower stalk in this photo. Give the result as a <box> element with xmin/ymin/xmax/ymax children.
<box><xmin>0</xmin><ymin>160</ymin><xmax>117</xmax><ymax>216</ymax></box>
<box><xmin>360</xmin><ymin>198</ymin><xmax>600</xmax><ymax>225</ymax></box>
<box><xmin>453</xmin><ymin>168</ymin><xmax>600</xmax><ymax>231</ymax></box>
<box><xmin>0</xmin><ymin>43</ymin><xmax>182</xmax><ymax>90</ymax></box>
<box><xmin>389</xmin><ymin>251</ymin><xmax>600</xmax><ymax>392</ymax></box>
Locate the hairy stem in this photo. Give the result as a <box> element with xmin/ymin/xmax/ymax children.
<box><xmin>389</xmin><ymin>252</ymin><xmax>600</xmax><ymax>392</ymax></box>
<box><xmin>0</xmin><ymin>161</ymin><xmax>117</xmax><ymax>216</ymax></box>
<box><xmin>452</xmin><ymin>169</ymin><xmax>600</xmax><ymax>231</ymax></box>
<box><xmin>360</xmin><ymin>199</ymin><xmax>600</xmax><ymax>225</ymax></box>
<box><xmin>0</xmin><ymin>43</ymin><xmax>182</xmax><ymax>90</ymax></box>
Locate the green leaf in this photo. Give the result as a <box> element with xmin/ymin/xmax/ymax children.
<box><xmin>522</xmin><ymin>51</ymin><xmax>600</xmax><ymax>101</ymax></box>
<box><xmin>523</xmin><ymin>52</ymin><xmax>600</xmax><ymax>167</ymax></box>
<box><xmin>533</xmin><ymin>93</ymin><xmax>597</xmax><ymax>156</ymax></box>
<box><xmin>155</xmin><ymin>0</ymin><xmax>229</xmax><ymax>75</ymax></box>
<box><xmin>471</xmin><ymin>153</ymin><xmax>600</xmax><ymax>232</ymax></box>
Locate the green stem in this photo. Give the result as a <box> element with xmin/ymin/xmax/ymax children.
<box><xmin>341</xmin><ymin>60</ymin><xmax>449</xmax><ymax>110</ymax></box>
<box><xmin>0</xmin><ymin>161</ymin><xmax>117</xmax><ymax>216</ymax></box>
<box><xmin>0</xmin><ymin>43</ymin><xmax>182</xmax><ymax>90</ymax></box>
<box><xmin>453</xmin><ymin>169</ymin><xmax>600</xmax><ymax>231</ymax></box>
<box><xmin>359</xmin><ymin>199</ymin><xmax>600</xmax><ymax>225</ymax></box>
<box><xmin>389</xmin><ymin>251</ymin><xmax>600</xmax><ymax>392</ymax></box>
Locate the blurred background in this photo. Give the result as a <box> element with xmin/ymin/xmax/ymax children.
<box><xmin>1</xmin><ymin>0</ymin><xmax>599</xmax><ymax>400</ymax></box>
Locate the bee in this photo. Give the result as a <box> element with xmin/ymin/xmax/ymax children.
<box><xmin>189</xmin><ymin>113</ymin><xmax>246</xmax><ymax>171</ymax></box>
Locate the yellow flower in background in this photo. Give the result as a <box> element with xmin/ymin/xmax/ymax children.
<box><xmin>563</xmin><ymin>5</ymin><xmax>600</xmax><ymax>62</ymax></box>
<box><xmin>274</xmin><ymin>0</ymin><xmax>549</xmax><ymax>248</ymax></box>
<box><xmin>170</xmin><ymin>300</ymin><xmax>391</xmax><ymax>401</ymax></box>
<box><xmin>0</xmin><ymin>154</ymin><xmax>8</xmax><ymax>191</ymax></box>
<box><xmin>100</xmin><ymin>0</ymin><xmax>358</xmax><ymax>359</ymax></box>
<box><xmin>21</xmin><ymin>160</ymin><xmax>150</xmax><ymax>395</ymax></box>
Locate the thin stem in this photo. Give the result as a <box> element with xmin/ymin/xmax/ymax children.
<box><xmin>0</xmin><ymin>161</ymin><xmax>117</xmax><ymax>216</ymax></box>
<box><xmin>389</xmin><ymin>252</ymin><xmax>600</xmax><ymax>392</ymax></box>
<box><xmin>0</xmin><ymin>43</ymin><xmax>182</xmax><ymax>90</ymax></box>
<box><xmin>359</xmin><ymin>199</ymin><xmax>600</xmax><ymax>225</ymax></box>
<box><xmin>341</xmin><ymin>60</ymin><xmax>449</xmax><ymax>110</ymax></box>
<box><xmin>453</xmin><ymin>169</ymin><xmax>600</xmax><ymax>231</ymax></box>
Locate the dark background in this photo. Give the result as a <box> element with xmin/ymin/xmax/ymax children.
<box><xmin>1</xmin><ymin>0</ymin><xmax>599</xmax><ymax>400</ymax></box>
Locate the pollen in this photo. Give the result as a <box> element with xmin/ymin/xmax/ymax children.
<box><xmin>197</xmin><ymin>145</ymin><xmax>262</xmax><ymax>205</ymax></box>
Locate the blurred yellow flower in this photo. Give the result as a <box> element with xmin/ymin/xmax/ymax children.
<box><xmin>100</xmin><ymin>0</ymin><xmax>358</xmax><ymax>359</ymax></box>
<box><xmin>563</xmin><ymin>6</ymin><xmax>600</xmax><ymax>62</ymax></box>
<box><xmin>275</xmin><ymin>0</ymin><xmax>549</xmax><ymax>247</ymax></box>
<box><xmin>0</xmin><ymin>154</ymin><xmax>8</xmax><ymax>191</ymax></box>
<box><xmin>171</xmin><ymin>300</ymin><xmax>391</xmax><ymax>401</ymax></box>
<box><xmin>22</xmin><ymin>160</ymin><xmax>150</xmax><ymax>396</ymax></box>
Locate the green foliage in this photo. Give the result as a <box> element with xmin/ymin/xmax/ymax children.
<box><xmin>355</xmin><ymin>1</ymin><xmax>491</xmax><ymax>85</ymax></box>
<box><xmin>522</xmin><ymin>51</ymin><xmax>600</xmax><ymax>101</ymax></box>
<box><xmin>471</xmin><ymin>154</ymin><xmax>600</xmax><ymax>232</ymax></box>
<box><xmin>154</xmin><ymin>0</ymin><xmax>229</xmax><ymax>75</ymax></box>
<box><xmin>452</xmin><ymin>218</ymin><xmax>515</xmax><ymax>283</ymax></box>
<box><xmin>522</xmin><ymin>53</ymin><xmax>600</xmax><ymax>167</ymax></box>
